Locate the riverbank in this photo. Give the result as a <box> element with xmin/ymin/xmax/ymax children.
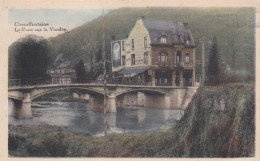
<box><xmin>9</xmin><ymin>83</ymin><xmax>255</xmax><ymax>157</ymax></box>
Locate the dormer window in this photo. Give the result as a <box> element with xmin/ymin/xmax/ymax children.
<box><xmin>187</xmin><ymin>35</ymin><xmax>191</xmax><ymax>41</ymax></box>
<box><xmin>160</xmin><ymin>36</ymin><xmax>167</xmax><ymax>44</ymax></box>
<box><xmin>186</xmin><ymin>35</ymin><xmax>191</xmax><ymax>45</ymax></box>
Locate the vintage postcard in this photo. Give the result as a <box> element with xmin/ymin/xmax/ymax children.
<box><xmin>0</xmin><ymin>0</ymin><xmax>259</xmax><ymax>160</ymax></box>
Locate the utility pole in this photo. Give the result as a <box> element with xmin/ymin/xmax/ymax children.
<box><xmin>201</xmin><ymin>36</ymin><xmax>205</xmax><ymax>86</ymax></box>
<box><xmin>102</xmin><ymin>9</ymin><xmax>108</xmax><ymax>134</ymax></box>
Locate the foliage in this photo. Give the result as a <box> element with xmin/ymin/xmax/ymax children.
<box><xmin>8</xmin><ymin>35</ymin><xmax>50</xmax><ymax>79</ymax></box>
<box><xmin>157</xmin><ymin>84</ymin><xmax>255</xmax><ymax>157</ymax></box>
<box><xmin>46</xmin><ymin>8</ymin><xmax>255</xmax><ymax>74</ymax></box>
<box><xmin>207</xmin><ymin>36</ymin><xmax>225</xmax><ymax>85</ymax></box>
<box><xmin>75</xmin><ymin>59</ymin><xmax>87</xmax><ymax>83</ymax></box>
<box><xmin>8</xmin><ymin>8</ymin><xmax>255</xmax><ymax>79</ymax></box>
<box><xmin>8</xmin><ymin>133</ymin><xmax>26</xmax><ymax>151</ymax></box>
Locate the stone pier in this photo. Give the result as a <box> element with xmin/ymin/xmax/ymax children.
<box><xmin>11</xmin><ymin>92</ymin><xmax>32</xmax><ymax>118</ymax></box>
<box><xmin>164</xmin><ymin>96</ymin><xmax>171</xmax><ymax>109</ymax></box>
<box><xmin>107</xmin><ymin>95</ymin><xmax>116</xmax><ymax>113</ymax></box>
<box><xmin>137</xmin><ymin>92</ymin><xmax>145</xmax><ymax>106</ymax></box>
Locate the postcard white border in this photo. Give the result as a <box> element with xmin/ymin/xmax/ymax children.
<box><xmin>0</xmin><ymin>0</ymin><xmax>259</xmax><ymax>161</ymax></box>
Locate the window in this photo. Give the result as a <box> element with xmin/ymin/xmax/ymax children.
<box><xmin>132</xmin><ymin>39</ymin><xmax>134</xmax><ymax>50</ymax></box>
<box><xmin>187</xmin><ymin>35</ymin><xmax>191</xmax><ymax>41</ymax></box>
<box><xmin>175</xmin><ymin>71</ymin><xmax>180</xmax><ymax>86</ymax></box>
<box><xmin>160</xmin><ymin>36</ymin><xmax>167</xmax><ymax>44</ymax></box>
<box><xmin>176</xmin><ymin>51</ymin><xmax>182</xmax><ymax>64</ymax></box>
<box><xmin>159</xmin><ymin>52</ymin><xmax>168</xmax><ymax>64</ymax></box>
<box><xmin>144</xmin><ymin>52</ymin><xmax>148</xmax><ymax>65</ymax></box>
<box><xmin>177</xmin><ymin>35</ymin><xmax>181</xmax><ymax>41</ymax></box>
<box><xmin>122</xmin><ymin>41</ymin><xmax>125</xmax><ymax>51</ymax></box>
<box><xmin>185</xmin><ymin>53</ymin><xmax>190</xmax><ymax>63</ymax></box>
<box><xmin>131</xmin><ymin>54</ymin><xmax>135</xmax><ymax>65</ymax></box>
<box><xmin>144</xmin><ymin>36</ymin><xmax>147</xmax><ymax>48</ymax></box>
<box><xmin>186</xmin><ymin>36</ymin><xmax>191</xmax><ymax>45</ymax></box>
<box><xmin>122</xmin><ymin>55</ymin><xmax>126</xmax><ymax>66</ymax></box>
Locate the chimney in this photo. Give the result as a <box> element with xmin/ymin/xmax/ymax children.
<box><xmin>183</xmin><ymin>23</ymin><xmax>188</xmax><ymax>30</ymax></box>
<box><xmin>136</xmin><ymin>16</ymin><xmax>144</xmax><ymax>21</ymax></box>
<box><xmin>111</xmin><ymin>35</ymin><xmax>116</xmax><ymax>41</ymax></box>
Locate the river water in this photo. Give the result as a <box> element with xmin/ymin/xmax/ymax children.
<box><xmin>8</xmin><ymin>100</ymin><xmax>184</xmax><ymax>135</ymax></box>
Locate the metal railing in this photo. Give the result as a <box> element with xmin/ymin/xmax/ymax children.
<box><xmin>8</xmin><ymin>78</ymin><xmax>52</xmax><ymax>87</ymax></box>
<box><xmin>8</xmin><ymin>77</ymin><xmax>200</xmax><ymax>88</ymax></box>
<box><xmin>8</xmin><ymin>77</ymin><xmax>155</xmax><ymax>88</ymax></box>
<box><xmin>8</xmin><ymin>77</ymin><xmax>80</xmax><ymax>87</ymax></box>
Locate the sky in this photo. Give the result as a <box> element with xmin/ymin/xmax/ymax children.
<box><xmin>8</xmin><ymin>9</ymin><xmax>110</xmax><ymax>45</ymax></box>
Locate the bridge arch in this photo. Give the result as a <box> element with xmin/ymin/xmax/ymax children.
<box><xmin>8</xmin><ymin>90</ymin><xmax>24</xmax><ymax>101</ymax></box>
<box><xmin>114</xmin><ymin>88</ymin><xmax>165</xmax><ymax>97</ymax></box>
<box><xmin>8</xmin><ymin>95</ymin><xmax>23</xmax><ymax>101</ymax></box>
<box><xmin>31</xmin><ymin>87</ymin><xmax>105</xmax><ymax>101</ymax></box>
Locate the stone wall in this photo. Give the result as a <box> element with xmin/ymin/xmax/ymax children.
<box><xmin>145</xmin><ymin>88</ymin><xmax>197</xmax><ymax>109</ymax></box>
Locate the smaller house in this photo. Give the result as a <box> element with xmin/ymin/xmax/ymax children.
<box><xmin>47</xmin><ymin>54</ymin><xmax>86</xmax><ymax>84</ymax></box>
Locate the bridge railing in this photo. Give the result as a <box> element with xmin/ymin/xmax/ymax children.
<box><xmin>9</xmin><ymin>77</ymin><xmax>199</xmax><ymax>87</ymax></box>
<box><xmin>8</xmin><ymin>77</ymin><xmax>155</xmax><ymax>87</ymax></box>
<box><xmin>87</xmin><ymin>79</ymin><xmax>153</xmax><ymax>86</ymax></box>
<box><xmin>8</xmin><ymin>77</ymin><xmax>102</xmax><ymax>87</ymax></box>
<box><xmin>8</xmin><ymin>78</ymin><xmax>53</xmax><ymax>87</ymax></box>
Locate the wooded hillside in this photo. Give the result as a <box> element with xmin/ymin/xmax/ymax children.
<box><xmin>9</xmin><ymin>7</ymin><xmax>255</xmax><ymax>78</ymax></box>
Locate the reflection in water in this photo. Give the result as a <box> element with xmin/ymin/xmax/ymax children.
<box><xmin>8</xmin><ymin>100</ymin><xmax>184</xmax><ymax>134</ymax></box>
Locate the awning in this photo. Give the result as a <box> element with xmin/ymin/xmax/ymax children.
<box><xmin>116</xmin><ymin>67</ymin><xmax>150</xmax><ymax>77</ymax></box>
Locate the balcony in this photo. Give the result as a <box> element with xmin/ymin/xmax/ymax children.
<box><xmin>175</xmin><ymin>62</ymin><xmax>184</xmax><ymax>67</ymax></box>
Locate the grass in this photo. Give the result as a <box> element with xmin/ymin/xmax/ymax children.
<box><xmin>9</xmin><ymin>84</ymin><xmax>255</xmax><ymax>157</ymax></box>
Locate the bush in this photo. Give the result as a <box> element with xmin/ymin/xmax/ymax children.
<box><xmin>223</xmin><ymin>73</ymin><xmax>254</xmax><ymax>84</ymax></box>
<box><xmin>8</xmin><ymin>133</ymin><xmax>26</xmax><ymax>151</ymax></box>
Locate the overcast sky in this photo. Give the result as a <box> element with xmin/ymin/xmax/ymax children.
<box><xmin>8</xmin><ymin>9</ymin><xmax>110</xmax><ymax>45</ymax></box>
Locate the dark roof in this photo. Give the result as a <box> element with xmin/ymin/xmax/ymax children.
<box><xmin>52</xmin><ymin>54</ymin><xmax>83</xmax><ymax>69</ymax></box>
<box><xmin>143</xmin><ymin>20</ymin><xmax>195</xmax><ymax>46</ymax></box>
<box><xmin>56</xmin><ymin>61</ymin><xmax>75</xmax><ymax>69</ymax></box>
<box><xmin>116</xmin><ymin>67</ymin><xmax>150</xmax><ymax>77</ymax></box>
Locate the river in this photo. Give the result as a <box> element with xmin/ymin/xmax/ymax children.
<box><xmin>8</xmin><ymin>100</ymin><xmax>184</xmax><ymax>135</ymax></box>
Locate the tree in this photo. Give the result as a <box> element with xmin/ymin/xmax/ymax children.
<box><xmin>207</xmin><ymin>36</ymin><xmax>224</xmax><ymax>85</ymax></box>
<box><xmin>75</xmin><ymin>59</ymin><xmax>87</xmax><ymax>83</ymax></box>
<box><xmin>77</xmin><ymin>30</ymin><xmax>104</xmax><ymax>76</ymax></box>
<box><xmin>9</xmin><ymin>35</ymin><xmax>50</xmax><ymax>80</ymax></box>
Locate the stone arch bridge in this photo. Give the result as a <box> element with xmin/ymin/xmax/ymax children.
<box><xmin>8</xmin><ymin>84</ymin><xmax>198</xmax><ymax>118</ymax></box>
